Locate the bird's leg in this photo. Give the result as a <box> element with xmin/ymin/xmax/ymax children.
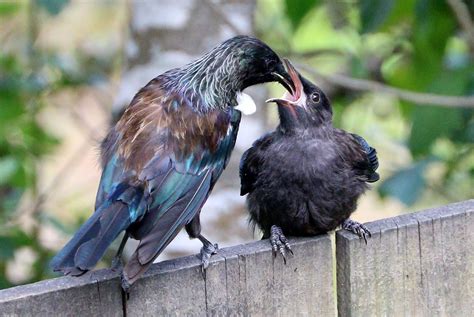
<box><xmin>120</xmin><ymin>273</ymin><xmax>131</xmax><ymax>300</ymax></box>
<box><xmin>270</xmin><ymin>225</ymin><xmax>293</xmax><ymax>264</ymax></box>
<box><xmin>198</xmin><ymin>234</ymin><xmax>218</xmax><ymax>275</ymax></box>
<box><xmin>342</xmin><ymin>219</ymin><xmax>371</xmax><ymax>244</ymax></box>
<box><xmin>111</xmin><ymin>233</ymin><xmax>129</xmax><ymax>272</ymax></box>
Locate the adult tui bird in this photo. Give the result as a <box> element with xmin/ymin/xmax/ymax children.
<box><xmin>51</xmin><ymin>36</ymin><xmax>293</xmax><ymax>291</ymax></box>
<box><xmin>239</xmin><ymin>60</ymin><xmax>379</xmax><ymax>261</ymax></box>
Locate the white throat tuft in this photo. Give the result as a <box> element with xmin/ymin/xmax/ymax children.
<box><xmin>235</xmin><ymin>92</ymin><xmax>257</xmax><ymax>115</ymax></box>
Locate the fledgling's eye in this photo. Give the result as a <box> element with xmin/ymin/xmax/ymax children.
<box><xmin>311</xmin><ymin>92</ymin><xmax>320</xmax><ymax>103</ymax></box>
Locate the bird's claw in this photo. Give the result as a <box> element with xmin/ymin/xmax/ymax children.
<box><xmin>270</xmin><ymin>225</ymin><xmax>293</xmax><ymax>264</ymax></box>
<box><xmin>120</xmin><ymin>273</ymin><xmax>131</xmax><ymax>300</ymax></box>
<box><xmin>342</xmin><ymin>219</ymin><xmax>372</xmax><ymax>244</ymax></box>
<box><xmin>200</xmin><ymin>242</ymin><xmax>218</xmax><ymax>277</ymax></box>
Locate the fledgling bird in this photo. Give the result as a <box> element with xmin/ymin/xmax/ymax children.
<box><xmin>51</xmin><ymin>36</ymin><xmax>294</xmax><ymax>291</ymax></box>
<box><xmin>240</xmin><ymin>60</ymin><xmax>379</xmax><ymax>261</ymax></box>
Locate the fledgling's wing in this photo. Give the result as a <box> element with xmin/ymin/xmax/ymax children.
<box><xmin>239</xmin><ymin>132</ymin><xmax>276</xmax><ymax>195</ymax></box>
<box><xmin>350</xmin><ymin>133</ymin><xmax>380</xmax><ymax>183</ymax></box>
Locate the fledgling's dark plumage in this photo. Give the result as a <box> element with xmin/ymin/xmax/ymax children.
<box><xmin>51</xmin><ymin>36</ymin><xmax>293</xmax><ymax>291</ymax></box>
<box><xmin>240</xmin><ymin>60</ymin><xmax>379</xmax><ymax>259</ymax></box>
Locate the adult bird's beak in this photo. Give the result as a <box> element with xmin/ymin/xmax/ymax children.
<box><xmin>271</xmin><ymin>60</ymin><xmax>295</xmax><ymax>94</ymax></box>
<box><xmin>267</xmin><ymin>59</ymin><xmax>305</xmax><ymax>108</ymax></box>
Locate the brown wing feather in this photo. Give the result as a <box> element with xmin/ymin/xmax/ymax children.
<box><xmin>114</xmin><ymin>78</ymin><xmax>231</xmax><ymax>172</ymax></box>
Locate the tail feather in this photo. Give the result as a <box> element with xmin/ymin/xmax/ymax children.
<box><xmin>50</xmin><ymin>207</ymin><xmax>104</xmax><ymax>273</ymax></box>
<box><xmin>51</xmin><ymin>200</ymin><xmax>131</xmax><ymax>275</ymax></box>
<box><xmin>123</xmin><ymin>171</ymin><xmax>212</xmax><ymax>285</ymax></box>
<box><xmin>74</xmin><ymin>202</ymin><xmax>131</xmax><ymax>270</ymax></box>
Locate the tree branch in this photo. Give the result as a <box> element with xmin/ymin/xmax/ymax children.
<box><xmin>296</xmin><ymin>63</ymin><xmax>474</xmax><ymax>108</ymax></box>
<box><xmin>446</xmin><ymin>0</ymin><xmax>474</xmax><ymax>52</ymax></box>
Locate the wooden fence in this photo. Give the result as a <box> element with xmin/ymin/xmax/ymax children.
<box><xmin>0</xmin><ymin>200</ymin><xmax>472</xmax><ymax>316</ymax></box>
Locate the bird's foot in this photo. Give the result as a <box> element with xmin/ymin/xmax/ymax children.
<box><xmin>270</xmin><ymin>225</ymin><xmax>293</xmax><ymax>264</ymax></box>
<box><xmin>111</xmin><ymin>256</ymin><xmax>123</xmax><ymax>272</ymax></box>
<box><xmin>198</xmin><ymin>235</ymin><xmax>218</xmax><ymax>277</ymax></box>
<box><xmin>342</xmin><ymin>219</ymin><xmax>371</xmax><ymax>244</ymax></box>
<box><xmin>120</xmin><ymin>273</ymin><xmax>131</xmax><ymax>300</ymax></box>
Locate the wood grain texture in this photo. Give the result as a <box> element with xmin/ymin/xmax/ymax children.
<box><xmin>0</xmin><ymin>235</ymin><xmax>334</xmax><ymax>317</ymax></box>
<box><xmin>126</xmin><ymin>235</ymin><xmax>335</xmax><ymax>316</ymax></box>
<box><xmin>0</xmin><ymin>269</ymin><xmax>122</xmax><ymax>317</ymax></box>
<box><xmin>2</xmin><ymin>200</ymin><xmax>472</xmax><ymax>316</ymax></box>
<box><xmin>336</xmin><ymin>199</ymin><xmax>474</xmax><ymax>317</ymax></box>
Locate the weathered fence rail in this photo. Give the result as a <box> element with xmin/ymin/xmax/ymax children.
<box><xmin>0</xmin><ymin>200</ymin><xmax>473</xmax><ymax>316</ymax></box>
<box><xmin>336</xmin><ymin>199</ymin><xmax>474</xmax><ymax>316</ymax></box>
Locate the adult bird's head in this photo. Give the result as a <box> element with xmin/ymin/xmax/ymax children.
<box><xmin>266</xmin><ymin>59</ymin><xmax>333</xmax><ymax>131</ymax></box>
<box><xmin>163</xmin><ymin>36</ymin><xmax>293</xmax><ymax>112</ymax></box>
<box><xmin>231</xmin><ymin>36</ymin><xmax>293</xmax><ymax>92</ymax></box>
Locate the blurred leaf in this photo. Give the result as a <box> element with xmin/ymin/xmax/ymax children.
<box><xmin>0</xmin><ymin>229</ymin><xmax>33</xmax><ymax>261</ymax></box>
<box><xmin>461</xmin><ymin>113</ymin><xmax>474</xmax><ymax>142</ymax></box>
<box><xmin>412</xmin><ymin>0</ymin><xmax>455</xmax><ymax>77</ymax></box>
<box><xmin>0</xmin><ymin>97</ymin><xmax>25</xmax><ymax>123</ymax></box>
<box><xmin>409</xmin><ymin>107</ymin><xmax>464</xmax><ymax>156</ymax></box>
<box><xmin>350</xmin><ymin>55</ymin><xmax>369</xmax><ymax>78</ymax></box>
<box><xmin>379</xmin><ymin>0</ymin><xmax>416</xmax><ymax>31</ymax></box>
<box><xmin>284</xmin><ymin>0</ymin><xmax>319</xmax><ymax>30</ymax></box>
<box><xmin>0</xmin><ymin>189</ymin><xmax>23</xmax><ymax>219</ymax></box>
<box><xmin>37</xmin><ymin>0</ymin><xmax>69</xmax><ymax>15</ymax></box>
<box><xmin>385</xmin><ymin>0</ymin><xmax>455</xmax><ymax>90</ymax></box>
<box><xmin>408</xmin><ymin>67</ymin><xmax>470</xmax><ymax>156</ymax></box>
<box><xmin>0</xmin><ymin>158</ymin><xmax>18</xmax><ymax>185</ymax></box>
<box><xmin>360</xmin><ymin>0</ymin><xmax>395</xmax><ymax>33</ymax></box>
<box><xmin>10</xmin><ymin>162</ymin><xmax>30</xmax><ymax>188</ymax></box>
<box><xmin>379</xmin><ymin>158</ymin><xmax>433</xmax><ymax>205</ymax></box>
<box><xmin>0</xmin><ymin>2</ymin><xmax>20</xmax><ymax>16</ymax></box>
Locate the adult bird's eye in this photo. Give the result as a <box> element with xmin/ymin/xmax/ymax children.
<box><xmin>266</xmin><ymin>59</ymin><xmax>276</xmax><ymax>69</ymax></box>
<box><xmin>311</xmin><ymin>92</ymin><xmax>320</xmax><ymax>103</ymax></box>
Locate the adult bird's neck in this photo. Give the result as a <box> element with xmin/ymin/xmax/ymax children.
<box><xmin>163</xmin><ymin>51</ymin><xmax>241</xmax><ymax>113</ymax></box>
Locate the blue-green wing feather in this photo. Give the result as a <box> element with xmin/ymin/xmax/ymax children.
<box><xmin>51</xmin><ymin>88</ymin><xmax>240</xmax><ymax>280</ymax></box>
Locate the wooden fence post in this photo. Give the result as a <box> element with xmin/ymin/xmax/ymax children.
<box><xmin>336</xmin><ymin>200</ymin><xmax>474</xmax><ymax>316</ymax></box>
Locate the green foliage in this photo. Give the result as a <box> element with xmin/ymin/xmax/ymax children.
<box><xmin>0</xmin><ymin>1</ymin><xmax>114</xmax><ymax>288</ymax></box>
<box><xmin>0</xmin><ymin>50</ymin><xmax>61</xmax><ymax>287</ymax></box>
<box><xmin>360</xmin><ymin>0</ymin><xmax>395</xmax><ymax>33</ymax></box>
<box><xmin>283</xmin><ymin>0</ymin><xmax>319</xmax><ymax>29</ymax></box>
<box><xmin>259</xmin><ymin>0</ymin><xmax>474</xmax><ymax>206</ymax></box>
<box><xmin>0</xmin><ymin>2</ymin><xmax>21</xmax><ymax>16</ymax></box>
<box><xmin>379</xmin><ymin>158</ymin><xmax>433</xmax><ymax>205</ymax></box>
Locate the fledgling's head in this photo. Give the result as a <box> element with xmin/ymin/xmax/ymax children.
<box><xmin>267</xmin><ymin>59</ymin><xmax>333</xmax><ymax>131</ymax></box>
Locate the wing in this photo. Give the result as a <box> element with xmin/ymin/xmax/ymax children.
<box><xmin>52</xmin><ymin>77</ymin><xmax>238</xmax><ymax>278</ymax></box>
<box><xmin>122</xmin><ymin>167</ymin><xmax>213</xmax><ymax>284</ymax></box>
<box><xmin>239</xmin><ymin>132</ymin><xmax>276</xmax><ymax>195</ymax></box>
<box><xmin>350</xmin><ymin>133</ymin><xmax>380</xmax><ymax>183</ymax></box>
<box><xmin>122</xmin><ymin>119</ymin><xmax>239</xmax><ymax>285</ymax></box>
<box><xmin>94</xmin><ymin>127</ymin><xmax>127</xmax><ymax>210</ymax></box>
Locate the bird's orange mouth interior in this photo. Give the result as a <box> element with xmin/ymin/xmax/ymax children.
<box><xmin>266</xmin><ymin>59</ymin><xmax>304</xmax><ymax>106</ymax></box>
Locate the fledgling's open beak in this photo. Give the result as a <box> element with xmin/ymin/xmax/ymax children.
<box><xmin>267</xmin><ymin>59</ymin><xmax>305</xmax><ymax>108</ymax></box>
